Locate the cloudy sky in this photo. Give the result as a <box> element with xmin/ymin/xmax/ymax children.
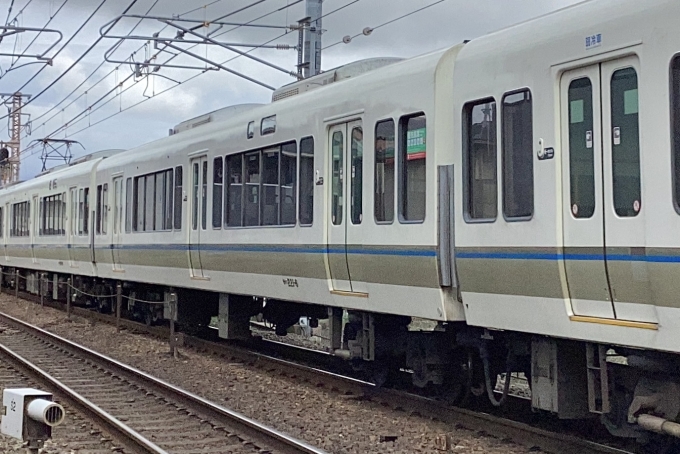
<box><xmin>0</xmin><ymin>0</ymin><xmax>582</xmax><ymax>179</ymax></box>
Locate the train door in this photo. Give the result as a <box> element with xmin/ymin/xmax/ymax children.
<box><xmin>560</xmin><ymin>57</ymin><xmax>655</xmax><ymax>323</ymax></box>
<box><xmin>68</xmin><ymin>187</ymin><xmax>78</xmax><ymax>267</ymax></box>
<box><xmin>188</xmin><ymin>155</ymin><xmax>207</xmax><ymax>278</ymax></box>
<box><xmin>326</xmin><ymin>120</ymin><xmax>362</xmax><ymax>293</ymax></box>
<box><xmin>111</xmin><ymin>176</ymin><xmax>124</xmax><ymax>270</ymax></box>
<box><xmin>599</xmin><ymin>57</ymin><xmax>655</xmax><ymax>323</ymax></box>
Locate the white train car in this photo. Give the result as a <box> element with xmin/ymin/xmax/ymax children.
<box><xmin>2</xmin><ymin>0</ymin><xmax>680</xmax><ymax>442</ymax></box>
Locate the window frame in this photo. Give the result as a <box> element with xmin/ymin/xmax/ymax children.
<box><xmin>374</xmin><ymin>119</ymin><xmax>396</xmax><ymax>225</ymax></box>
<box><xmin>671</xmin><ymin>54</ymin><xmax>680</xmax><ymax>214</ymax></box>
<box><xmin>173</xmin><ymin>166</ymin><xmax>183</xmax><ymax>231</ymax></box>
<box><xmin>224</xmin><ymin>141</ymin><xmax>300</xmax><ymax>229</ymax></box>
<box><xmin>131</xmin><ymin>168</ymin><xmax>177</xmax><ymax>233</ymax></box>
<box><xmin>463</xmin><ymin>97</ymin><xmax>499</xmax><ymax>223</ymax></box>
<box><xmin>298</xmin><ymin>136</ymin><xmax>315</xmax><ymax>227</ymax></box>
<box><xmin>247</xmin><ymin>121</ymin><xmax>255</xmax><ymax>139</ymax></box>
<box><xmin>39</xmin><ymin>193</ymin><xmax>66</xmax><ymax>236</ymax></box>
<box><xmin>212</xmin><ymin>156</ymin><xmax>224</xmax><ymax>229</ymax></box>
<box><xmin>398</xmin><ymin>112</ymin><xmax>427</xmax><ymax>224</ymax></box>
<box><xmin>10</xmin><ymin>201</ymin><xmax>30</xmax><ymax>237</ymax></box>
<box><xmin>610</xmin><ymin>67</ymin><xmax>641</xmax><ymax>218</ymax></box>
<box><xmin>501</xmin><ymin>88</ymin><xmax>534</xmax><ymax>222</ymax></box>
<box><xmin>261</xmin><ymin>115</ymin><xmax>276</xmax><ymax>135</ymax></box>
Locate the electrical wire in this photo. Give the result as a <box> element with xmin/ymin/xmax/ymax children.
<box><xmin>6</xmin><ymin>0</ymin><xmax>35</xmax><ymax>26</ymax></box>
<box><xmin>0</xmin><ymin>0</ymin><xmax>141</xmax><ymax>123</ymax></box>
<box><xmin>10</xmin><ymin>0</ymin><xmax>108</xmax><ymax>95</ymax></box>
<box><xmin>29</xmin><ymin>0</ymin><xmax>162</xmax><ymax>127</ymax></box>
<box><xmin>20</xmin><ymin>0</ymin><xmax>351</xmax><ymax>162</ymax></box>
<box><xmin>28</xmin><ymin>0</ymin><xmax>235</xmax><ymax>129</ymax></box>
<box><xmin>26</xmin><ymin>0</ymin><xmax>304</xmax><ymax>147</ymax></box>
<box><xmin>4</xmin><ymin>0</ymin><xmax>16</xmax><ymax>25</ymax></box>
<box><xmin>0</xmin><ymin>0</ymin><xmax>69</xmax><ymax>77</ymax></box>
<box><xmin>323</xmin><ymin>0</ymin><xmax>449</xmax><ymax>50</ymax></box>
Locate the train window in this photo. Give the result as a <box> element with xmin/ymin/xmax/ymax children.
<box><xmin>568</xmin><ymin>78</ymin><xmax>595</xmax><ymax>219</ymax></box>
<box><xmin>41</xmin><ymin>194</ymin><xmax>66</xmax><ymax>236</ymax></box>
<box><xmin>502</xmin><ymin>90</ymin><xmax>534</xmax><ymax>219</ymax></box>
<box><xmin>192</xmin><ymin>163</ymin><xmax>199</xmax><ymax>231</ymax></box>
<box><xmin>173</xmin><ymin>167</ymin><xmax>182</xmax><ymax>230</ymax></box>
<box><xmin>245</xmin><ymin>152</ymin><xmax>261</xmax><ymax>226</ymax></box>
<box><xmin>70</xmin><ymin>188</ymin><xmax>77</xmax><ymax>235</ymax></box>
<box><xmin>155</xmin><ymin>175</ymin><xmax>164</xmax><ymax>231</ymax></box>
<box><xmin>299</xmin><ymin>137</ymin><xmax>314</xmax><ymax>226</ymax></box>
<box><xmin>400</xmin><ymin>114</ymin><xmax>427</xmax><ymax>222</ymax></box>
<box><xmin>610</xmin><ymin>68</ymin><xmax>641</xmax><ymax>217</ymax></box>
<box><xmin>102</xmin><ymin>184</ymin><xmax>108</xmax><ymax>235</ymax></box>
<box><xmin>226</xmin><ymin>155</ymin><xmax>243</xmax><ymax>227</ymax></box>
<box><xmin>464</xmin><ymin>99</ymin><xmax>497</xmax><ymax>221</ymax></box>
<box><xmin>331</xmin><ymin>130</ymin><xmax>344</xmax><ymax>225</ymax></box>
<box><xmin>224</xmin><ymin>142</ymin><xmax>300</xmax><ymax>228</ymax></box>
<box><xmin>78</xmin><ymin>188</ymin><xmax>84</xmax><ymax>234</ymax></box>
<box><xmin>201</xmin><ymin>161</ymin><xmax>208</xmax><ymax>230</ymax></box>
<box><xmin>247</xmin><ymin>121</ymin><xmax>255</xmax><ymax>139</ymax></box>
<box><xmin>673</xmin><ymin>57</ymin><xmax>680</xmax><ymax>212</ymax></box>
<box><xmin>125</xmin><ymin>178</ymin><xmax>132</xmax><ymax>233</ymax></box>
<box><xmin>262</xmin><ymin>147</ymin><xmax>280</xmax><ymax>226</ymax></box>
<box><xmin>281</xmin><ymin>142</ymin><xmax>297</xmax><ymax>225</ymax></box>
<box><xmin>113</xmin><ymin>178</ymin><xmax>122</xmax><ymax>235</ymax></box>
<box><xmin>11</xmin><ymin>201</ymin><xmax>30</xmax><ymax>237</ymax></box>
<box><xmin>261</xmin><ymin>115</ymin><xmax>276</xmax><ymax>135</ymax></box>
<box><xmin>165</xmin><ymin>170</ymin><xmax>173</xmax><ymax>231</ymax></box>
<box><xmin>375</xmin><ymin>120</ymin><xmax>395</xmax><ymax>223</ymax></box>
<box><xmin>132</xmin><ymin>170</ymin><xmax>175</xmax><ymax>232</ymax></box>
<box><xmin>83</xmin><ymin>188</ymin><xmax>89</xmax><ymax>234</ymax></box>
<box><xmin>212</xmin><ymin>157</ymin><xmax>223</xmax><ymax>228</ymax></box>
<box><xmin>0</xmin><ymin>207</ymin><xmax>3</xmax><ymax>238</ymax></box>
<box><xmin>96</xmin><ymin>185</ymin><xmax>103</xmax><ymax>234</ymax></box>
<box><xmin>145</xmin><ymin>175</ymin><xmax>155</xmax><ymax>231</ymax></box>
<box><xmin>351</xmin><ymin>127</ymin><xmax>363</xmax><ymax>224</ymax></box>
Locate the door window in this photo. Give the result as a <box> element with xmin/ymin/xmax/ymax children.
<box><xmin>331</xmin><ymin>130</ymin><xmax>344</xmax><ymax>225</ymax></box>
<box><xmin>610</xmin><ymin>68</ymin><xmax>641</xmax><ymax>217</ymax></box>
<box><xmin>192</xmin><ymin>163</ymin><xmax>199</xmax><ymax>230</ymax></box>
<box><xmin>350</xmin><ymin>127</ymin><xmax>363</xmax><ymax>225</ymax></box>
<box><xmin>568</xmin><ymin>77</ymin><xmax>596</xmax><ymax>219</ymax></box>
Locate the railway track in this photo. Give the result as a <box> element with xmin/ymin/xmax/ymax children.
<box><xmin>0</xmin><ymin>310</ymin><xmax>327</xmax><ymax>454</ymax></box>
<box><xmin>3</xmin><ymin>288</ymin><xmax>634</xmax><ymax>454</ymax></box>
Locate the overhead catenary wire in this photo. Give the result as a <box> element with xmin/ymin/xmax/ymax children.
<box><xmin>24</xmin><ymin>0</ymin><xmax>271</xmax><ymax>137</ymax></box>
<box><xmin>4</xmin><ymin>0</ymin><xmax>16</xmax><ymax>25</ymax></box>
<box><xmin>19</xmin><ymin>0</ymin><xmax>355</xmax><ymax>163</ymax></box>
<box><xmin>0</xmin><ymin>0</ymin><xmax>142</xmax><ymax>123</ymax></box>
<box><xmin>322</xmin><ymin>0</ymin><xmax>449</xmax><ymax>50</ymax></box>
<box><xmin>19</xmin><ymin>0</ymin><xmax>308</xmax><ymax>158</ymax></box>
<box><xmin>8</xmin><ymin>0</ymin><xmax>110</xmax><ymax>97</ymax></box>
<box><xmin>0</xmin><ymin>0</ymin><xmax>70</xmax><ymax>78</ymax></box>
<box><xmin>28</xmin><ymin>0</ymin><xmax>166</xmax><ymax>128</ymax></box>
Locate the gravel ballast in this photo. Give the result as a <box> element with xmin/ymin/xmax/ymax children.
<box><xmin>0</xmin><ymin>294</ymin><xmax>542</xmax><ymax>454</ymax></box>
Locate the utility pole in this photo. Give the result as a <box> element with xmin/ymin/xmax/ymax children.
<box><xmin>303</xmin><ymin>0</ymin><xmax>323</xmax><ymax>78</ymax></box>
<box><xmin>0</xmin><ymin>93</ymin><xmax>30</xmax><ymax>185</ymax></box>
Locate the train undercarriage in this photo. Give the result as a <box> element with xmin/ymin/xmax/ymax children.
<box><xmin>2</xmin><ymin>265</ymin><xmax>679</xmax><ymax>448</ymax></box>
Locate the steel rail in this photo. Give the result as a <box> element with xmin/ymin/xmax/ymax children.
<box><xmin>0</xmin><ymin>309</ymin><xmax>328</xmax><ymax>454</ymax></box>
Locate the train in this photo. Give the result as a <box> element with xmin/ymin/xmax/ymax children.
<box><xmin>2</xmin><ymin>0</ymin><xmax>680</xmax><ymax>444</ymax></box>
